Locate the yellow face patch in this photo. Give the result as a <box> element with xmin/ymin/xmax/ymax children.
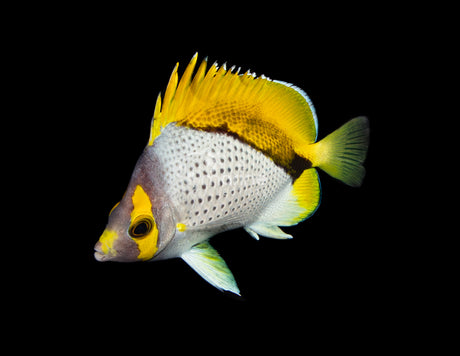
<box><xmin>130</xmin><ymin>185</ymin><xmax>159</xmax><ymax>261</ymax></box>
<box><xmin>99</xmin><ymin>229</ymin><xmax>118</xmax><ymax>257</ymax></box>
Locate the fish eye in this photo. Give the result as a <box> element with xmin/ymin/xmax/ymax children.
<box><xmin>129</xmin><ymin>216</ymin><xmax>153</xmax><ymax>238</ymax></box>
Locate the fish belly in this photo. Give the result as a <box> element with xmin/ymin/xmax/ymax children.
<box><xmin>153</xmin><ymin>124</ymin><xmax>291</xmax><ymax>232</ymax></box>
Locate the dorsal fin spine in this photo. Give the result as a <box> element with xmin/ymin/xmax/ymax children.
<box><xmin>190</xmin><ymin>57</ymin><xmax>207</xmax><ymax>93</ymax></box>
<box><xmin>197</xmin><ymin>62</ymin><xmax>218</xmax><ymax>101</ymax></box>
<box><xmin>149</xmin><ymin>93</ymin><xmax>162</xmax><ymax>145</ymax></box>
<box><xmin>173</xmin><ymin>53</ymin><xmax>198</xmax><ymax>117</ymax></box>
<box><xmin>161</xmin><ymin>63</ymin><xmax>179</xmax><ymax>118</ymax></box>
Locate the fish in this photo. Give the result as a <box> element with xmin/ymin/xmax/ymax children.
<box><xmin>94</xmin><ymin>53</ymin><xmax>369</xmax><ymax>295</ymax></box>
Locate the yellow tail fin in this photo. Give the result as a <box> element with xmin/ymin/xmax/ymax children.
<box><xmin>305</xmin><ymin>117</ymin><xmax>370</xmax><ymax>187</ymax></box>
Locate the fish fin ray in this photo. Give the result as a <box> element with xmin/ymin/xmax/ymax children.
<box><xmin>149</xmin><ymin>54</ymin><xmax>200</xmax><ymax>144</ymax></box>
<box><xmin>181</xmin><ymin>241</ymin><xmax>240</xmax><ymax>295</ymax></box>
<box><xmin>305</xmin><ymin>116</ymin><xmax>369</xmax><ymax>187</ymax></box>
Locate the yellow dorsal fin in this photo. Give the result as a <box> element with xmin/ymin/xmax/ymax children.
<box><xmin>149</xmin><ymin>54</ymin><xmax>318</xmax><ymax>173</ymax></box>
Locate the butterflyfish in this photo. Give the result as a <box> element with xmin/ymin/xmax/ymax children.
<box><xmin>94</xmin><ymin>53</ymin><xmax>369</xmax><ymax>295</ymax></box>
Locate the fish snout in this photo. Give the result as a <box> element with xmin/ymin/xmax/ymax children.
<box><xmin>94</xmin><ymin>241</ymin><xmax>108</xmax><ymax>261</ymax></box>
<box><xmin>94</xmin><ymin>229</ymin><xmax>119</xmax><ymax>262</ymax></box>
<box><xmin>94</xmin><ymin>241</ymin><xmax>118</xmax><ymax>262</ymax></box>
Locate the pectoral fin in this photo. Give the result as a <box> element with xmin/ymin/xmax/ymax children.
<box><xmin>181</xmin><ymin>242</ymin><xmax>240</xmax><ymax>296</ymax></box>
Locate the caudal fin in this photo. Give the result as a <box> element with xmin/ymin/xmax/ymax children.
<box><xmin>307</xmin><ymin>117</ymin><xmax>369</xmax><ymax>187</ymax></box>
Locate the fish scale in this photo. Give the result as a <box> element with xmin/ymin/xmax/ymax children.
<box><xmin>154</xmin><ymin>123</ymin><xmax>291</xmax><ymax>230</ymax></box>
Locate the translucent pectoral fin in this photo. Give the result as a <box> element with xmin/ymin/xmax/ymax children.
<box><xmin>181</xmin><ymin>242</ymin><xmax>240</xmax><ymax>296</ymax></box>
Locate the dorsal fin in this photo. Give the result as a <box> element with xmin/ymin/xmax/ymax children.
<box><xmin>148</xmin><ymin>53</ymin><xmax>318</xmax><ymax>174</ymax></box>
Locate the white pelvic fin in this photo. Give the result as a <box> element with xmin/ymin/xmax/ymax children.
<box><xmin>244</xmin><ymin>227</ymin><xmax>260</xmax><ymax>240</ymax></box>
<box><xmin>181</xmin><ymin>241</ymin><xmax>240</xmax><ymax>296</ymax></box>
<box><xmin>244</xmin><ymin>222</ymin><xmax>292</xmax><ymax>240</ymax></box>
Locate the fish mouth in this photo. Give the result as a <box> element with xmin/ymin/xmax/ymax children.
<box><xmin>94</xmin><ymin>249</ymin><xmax>106</xmax><ymax>262</ymax></box>
<box><xmin>94</xmin><ymin>242</ymin><xmax>111</xmax><ymax>262</ymax></box>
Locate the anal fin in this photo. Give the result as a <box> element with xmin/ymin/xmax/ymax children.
<box><xmin>244</xmin><ymin>168</ymin><xmax>320</xmax><ymax>241</ymax></box>
<box><xmin>181</xmin><ymin>241</ymin><xmax>240</xmax><ymax>295</ymax></box>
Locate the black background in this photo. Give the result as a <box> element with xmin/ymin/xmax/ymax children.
<box><xmin>16</xmin><ymin>5</ymin><xmax>429</xmax><ymax>350</ymax></box>
<box><xmin>77</xmin><ymin>40</ymin><xmax>388</xmax><ymax>330</ymax></box>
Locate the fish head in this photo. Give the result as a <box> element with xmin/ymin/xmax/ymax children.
<box><xmin>94</xmin><ymin>183</ymin><xmax>162</xmax><ymax>262</ymax></box>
